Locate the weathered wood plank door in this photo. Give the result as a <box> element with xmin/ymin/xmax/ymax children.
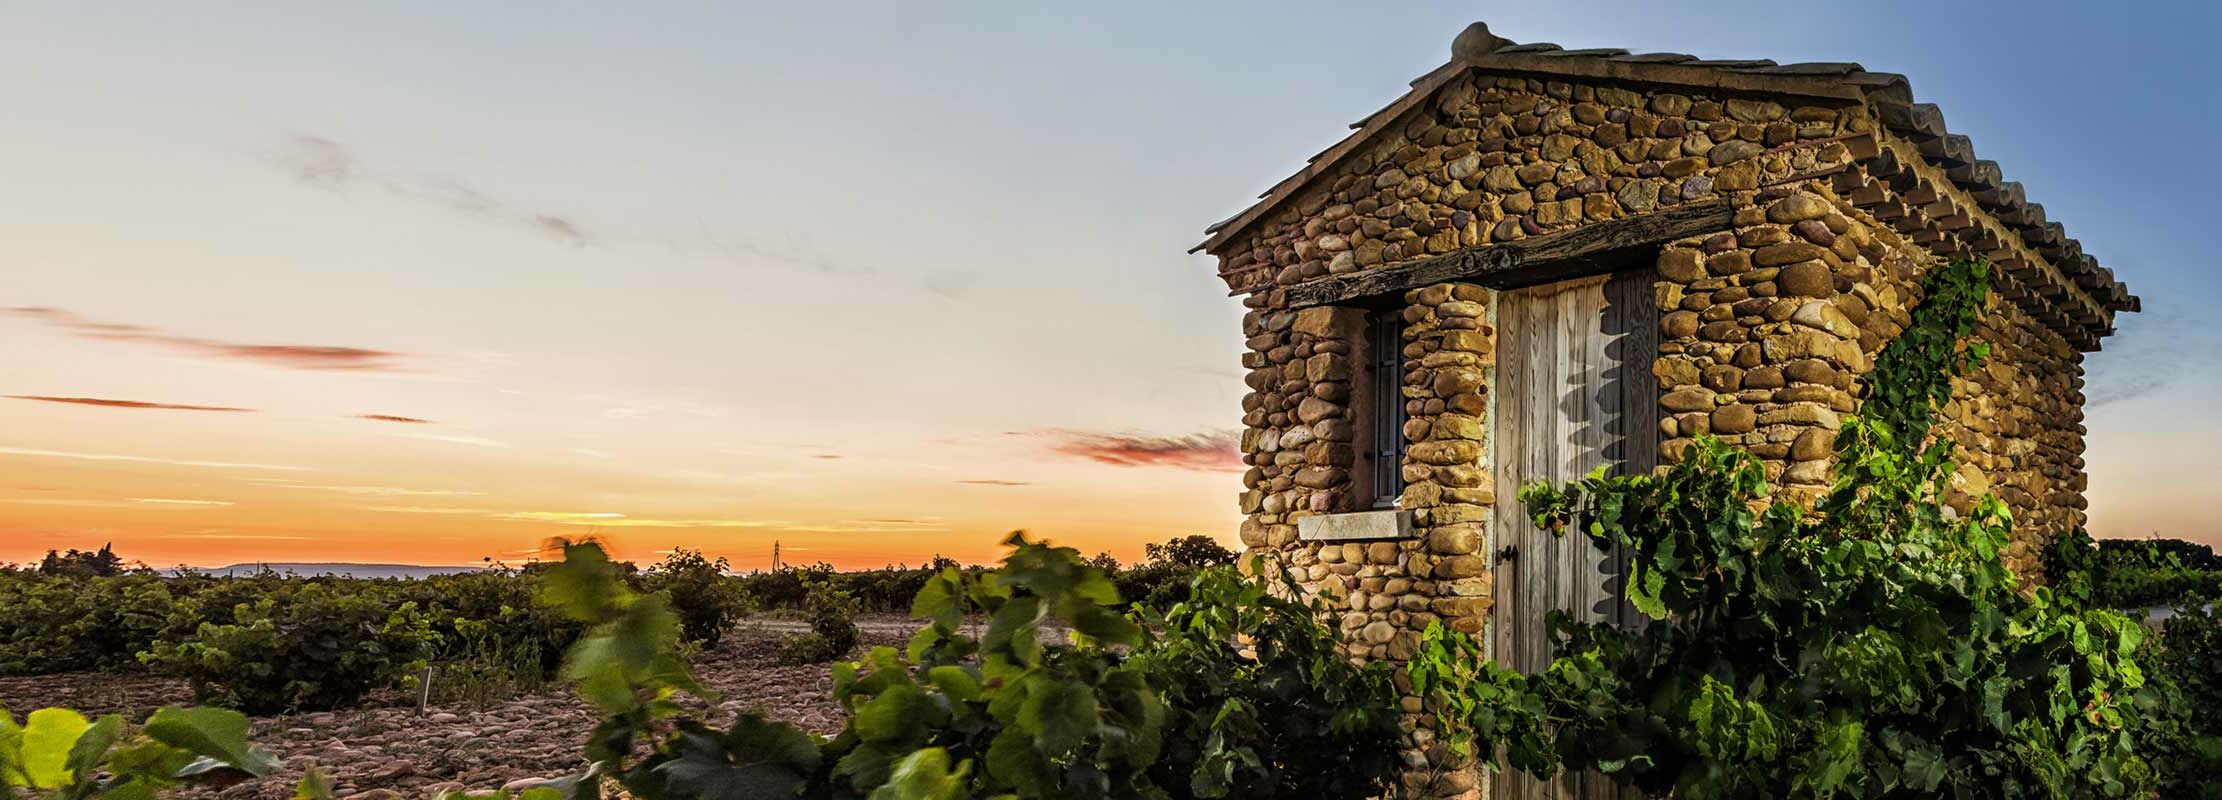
<box><xmin>1489</xmin><ymin>268</ymin><xmax>1658</xmax><ymax>800</ymax></box>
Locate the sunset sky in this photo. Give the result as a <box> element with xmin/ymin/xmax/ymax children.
<box><xmin>4</xmin><ymin>1</ymin><xmax>2217</xmax><ymax>569</ymax></box>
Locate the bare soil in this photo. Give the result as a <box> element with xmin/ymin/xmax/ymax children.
<box><xmin>0</xmin><ymin>615</ymin><xmax>939</xmax><ymax>799</ymax></box>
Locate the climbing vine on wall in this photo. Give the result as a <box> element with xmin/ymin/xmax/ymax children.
<box><xmin>1861</xmin><ymin>258</ymin><xmax>1993</xmax><ymax>450</ymax></box>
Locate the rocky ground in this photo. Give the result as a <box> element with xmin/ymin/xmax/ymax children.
<box><xmin>0</xmin><ymin>615</ymin><xmax>942</xmax><ymax>799</ymax></box>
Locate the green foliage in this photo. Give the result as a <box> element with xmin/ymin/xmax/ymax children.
<box><xmin>2132</xmin><ymin>603</ymin><xmax>2222</xmax><ymax>797</ymax></box>
<box><xmin>729</xmin><ymin>539</ymin><xmax>1226</xmax><ymax>620</ymax></box>
<box><xmin>522</xmin><ymin>532</ymin><xmax>1403</xmax><ymax>800</ymax></box>
<box><xmin>1133</xmin><ymin>559</ymin><xmax>1404</xmax><ymax>799</ymax></box>
<box><xmin>643</xmin><ymin>549</ymin><xmax>747</xmax><ymax>646</ymax></box>
<box><xmin>738</xmin><ymin>560</ymin><xmax>956</xmax><ymax>615</ymax></box>
<box><xmin>777</xmin><ymin>579</ymin><xmax>861</xmax><ymax>665</ymax></box>
<box><xmin>139</xmin><ymin>583</ymin><xmax>438</xmax><ymax>713</ymax></box>
<box><xmin>805</xmin><ymin>533</ymin><xmax>1163</xmax><ymax>798</ymax></box>
<box><xmin>0</xmin><ymin>704</ymin><xmax>277</xmax><ymax>798</ymax></box>
<box><xmin>1415</xmin><ymin>260</ymin><xmax>2173</xmax><ymax>797</ymax></box>
<box><xmin>1108</xmin><ymin>561</ymin><xmax>1200</xmax><ymax>612</ymax></box>
<box><xmin>1140</xmin><ymin>536</ymin><xmax>1235</xmax><ymax>570</ymax></box>
<box><xmin>0</xmin><ymin>573</ymin><xmax>180</xmax><ymax>675</ymax></box>
<box><xmin>2047</xmin><ymin>531</ymin><xmax>2222</xmax><ymax>610</ymax></box>
<box><xmin>2099</xmin><ymin>538</ymin><xmax>2222</xmax><ymax>572</ymax></box>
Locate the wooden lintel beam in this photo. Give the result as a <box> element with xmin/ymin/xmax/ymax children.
<box><xmin>1283</xmin><ymin>200</ymin><xmax>1734</xmax><ymax>308</ymax></box>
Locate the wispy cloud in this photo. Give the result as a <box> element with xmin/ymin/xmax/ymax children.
<box><xmin>6</xmin><ymin>395</ymin><xmax>254</xmax><ymax>413</ymax></box>
<box><xmin>272</xmin><ymin>134</ymin><xmax>975</xmax><ymax>297</ymax></box>
<box><xmin>354</xmin><ymin>414</ymin><xmax>434</xmax><ymax>424</ymax></box>
<box><xmin>4</xmin><ymin>307</ymin><xmax>406</xmax><ymax>371</ymax></box>
<box><xmin>355</xmin><ymin>506</ymin><xmax>769</xmax><ymax>528</ymax></box>
<box><xmin>358</xmin><ymin>505</ymin><xmax>492</xmax><ymax>515</ymax></box>
<box><xmin>956</xmin><ymin>479</ymin><xmax>1033</xmax><ymax>487</ymax></box>
<box><xmin>788</xmin><ymin>518</ymin><xmax>949</xmax><ymax>533</ymax></box>
<box><xmin>2087</xmin><ymin>307</ymin><xmax>2220</xmax><ymax>407</ymax></box>
<box><xmin>490</xmin><ymin>511</ymin><xmax>786</xmax><ymax>528</ymax></box>
<box><xmin>268</xmin><ymin>482</ymin><xmax>481</xmax><ymax>498</ymax></box>
<box><xmin>154</xmin><ymin>531</ymin><xmax>313</xmax><ymax>541</ymax></box>
<box><xmin>0</xmin><ymin>446</ymin><xmax>311</xmax><ymax>472</ymax></box>
<box><xmin>350</xmin><ymin>505</ymin><xmax>942</xmax><ymax>533</ymax></box>
<box><xmin>392</xmin><ymin>432</ymin><xmax>510</xmax><ymax>448</ymax></box>
<box><xmin>275</xmin><ymin>135</ymin><xmax>594</xmax><ymax>247</ymax></box>
<box><xmin>1033</xmin><ymin>428</ymin><xmax>1244</xmax><ymax>472</ymax></box>
<box><xmin>0</xmin><ymin>497</ymin><xmax>233</xmax><ymax>508</ymax></box>
<box><xmin>0</xmin><ymin>498</ymin><xmax>131</xmax><ymax>508</ymax></box>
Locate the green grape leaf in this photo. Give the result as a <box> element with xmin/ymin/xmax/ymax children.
<box><xmin>143</xmin><ymin>707</ymin><xmax>278</xmax><ymax>777</ymax></box>
<box><xmin>1019</xmin><ymin>680</ymin><xmax>1097</xmax><ymax>754</ymax></box>
<box><xmin>18</xmin><ymin>708</ymin><xmax>92</xmax><ymax>789</ymax></box>
<box><xmin>64</xmin><ymin>714</ymin><xmax>123</xmax><ymax>785</ymax></box>
<box><xmin>867</xmin><ymin>748</ymin><xmax>969</xmax><ymax>800</ymax></box>
<box><xmin>853</xmin><ymin>685</ymin><xmax>931</xmax><ymax>744</ymax></box>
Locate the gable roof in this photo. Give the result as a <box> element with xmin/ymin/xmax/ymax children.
<box><xmin>1195</xmin><ymin>22</ymin><xmax>2136</xmax><ymax>339</ymax></box>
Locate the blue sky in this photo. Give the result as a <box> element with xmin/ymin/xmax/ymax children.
<box><xmin>1</xmin><ymin>1</ymin><xmax>2215</xmax><ymax>565</ymax></box>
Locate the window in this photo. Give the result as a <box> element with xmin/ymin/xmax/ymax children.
<box><xmin>1366</xmin><ymin>310</ymin><xmax>1407</xmax><ymax>507</ymax></box>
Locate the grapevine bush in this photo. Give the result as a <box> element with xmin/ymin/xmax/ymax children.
<box><xmin>139</xmin><ymin>583</ymin><xmax>439</xmax><ymax>714</ymax></box>
<box><xmin>777</xmin><ymin>578</ymin><xmax>861</xmax><ymax>664</ymax></box>
<box><xmin>641</xmin><ymin>549</ymin><xmax>747</xmax><ymax>646</ymax></box>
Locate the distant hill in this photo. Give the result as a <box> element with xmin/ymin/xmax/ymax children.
<box><xmin>187</xmin><ymin>562</ymin><xmax>485</xmax><ymax>579</ymax></box>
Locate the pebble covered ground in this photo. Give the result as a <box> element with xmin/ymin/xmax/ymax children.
<box><xmin>0</xmin><ymin>616</ymin><xmax>931</xmax><ymax>799</ymax></box>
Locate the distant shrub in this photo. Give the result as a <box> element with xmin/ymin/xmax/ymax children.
<box><xmin>1110</xmin><ymin>535</ymin><xmax>1237</xmax><ymax>611</ymax></box>
<box><xmin>776</xmin><ymin>580</ymin><xmax>859</xmax><ymax>664</ymax></box>
<box><xmin>641</xmin><ymin>549</ymin><xmax>745</xmax><ymax>645</ymax></box>
<box><xmin>2051</xmin><ymin>529</ymin><xmax>2222</xmax><ymax>609</ymax></box>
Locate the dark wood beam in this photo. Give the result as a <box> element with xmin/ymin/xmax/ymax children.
<box><xmin>1284</xmin><ymin>200</ymin><xmax>1733</xmax><ymax>309</ymax></box>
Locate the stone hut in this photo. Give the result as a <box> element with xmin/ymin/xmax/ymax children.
<box><xmin>1196</xmin><ymin>22</ymin><xmax>2136</xmax><ymax>799</ymax></box>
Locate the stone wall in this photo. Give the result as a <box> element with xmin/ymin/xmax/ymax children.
<box><xmin>1649</xmin><ymin>180</ymin><xmax>2089</xmax><ymax>576</ymax></box>
<box><xmin>1939</xmin><ymin>276</ymin><xmax>2092</xmax><ymax>576</ymax></box>
<box><xmin>1650</xmin><ymin>186</ymin><xmax>1896</xmax><ymax>508</ymax></box>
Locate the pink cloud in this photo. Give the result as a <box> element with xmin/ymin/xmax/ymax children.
<box><xmin>354</xmin><ymin>414</ymin><xmax>434</xmax><ymax>424</ymax></box>
<box><xmin>5</xmin><ymin>395</ymin><xmax>253</xmax><ymax>413</ymax></box>
<box><xmin>1036</xmin><ymin>429</ymin><xmax>1244</xmax><ymax>472</ymax></box>
<box><xmin>5</xmin><ymin>307</ymin><xmax>405</xmax><ymax>371</ymax></box>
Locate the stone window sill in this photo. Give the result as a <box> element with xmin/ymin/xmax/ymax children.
<box><xmin>1296</xmin><ymin>509</ymin><xmax>1414</xmax><ymax>541</ymax></box>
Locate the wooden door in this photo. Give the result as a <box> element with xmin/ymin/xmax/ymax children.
<box><xmin>1489</xmin><ymin>268</ymin><xmax>1658</xmax><ymax>800</ymax></box>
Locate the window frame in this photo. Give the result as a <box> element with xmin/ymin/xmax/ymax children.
<box><xmin>1356</xmin><ymin>307</ymin><xmax>1408</xmax><ymax>509</ymax></box>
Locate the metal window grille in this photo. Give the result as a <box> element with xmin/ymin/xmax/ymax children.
<box><xmin>1370</xmin><ymin>311</ymin><xmax>1407</xmax><ymax>506</ymax></box>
